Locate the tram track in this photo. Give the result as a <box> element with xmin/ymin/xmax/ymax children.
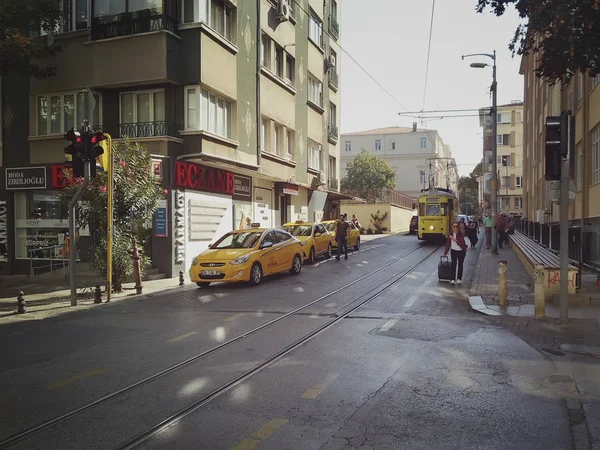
<box><xmin>0</xmin><ymin>243</ymin><xmax>436</xmax><ymax>449</ymax></box>
<box><xmin>118</xmin><ymin>244</ymin><xmax>442</xmax><ymax>449</ymax></box>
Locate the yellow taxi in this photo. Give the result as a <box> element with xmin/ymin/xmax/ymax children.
<box><xmin>280</xmin><ymin>220</ymin><xmax>332</xmax><ymax>264</ymax></box>
<box><xmin>322</xmin><ymin>219</ymin><xmax>361</xmax><ymax>251</ymax></box>
<box><xmin>189</xmin><ymin>224</ymin><xmax>304</xmax><ymax>288</ymax></box>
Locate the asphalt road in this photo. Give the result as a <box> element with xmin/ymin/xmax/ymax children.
<box><xmin>0</xmin><ymin>234</ymin><xmax>579</xmax><ymax>449</ymax></box>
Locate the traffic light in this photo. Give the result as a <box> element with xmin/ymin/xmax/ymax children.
<box><xmin>88</xmin><ymin>132</ymin><xmax>106</xmax><ymax>178</ymax></box>
<box><xmin>545</xmin><ymin>116</ymin><xmax>564</xmax><ymax>181</ymax></box>
<box><xmin>64</xmin><ymin>129</ymin><xmax>85</xmax><ymax>178</ymax></box>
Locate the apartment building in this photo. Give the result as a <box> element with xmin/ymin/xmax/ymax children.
<box><xmin>0</xmin><ymin>0</ymin><xmax>345</xmax><ymax>277</ymax></box>
<box><xmin>478</xmin><ymin>102</ymin><xmax>524</xmax><ymax>216</ymax></box>
<box><xmin>340</xmin><ymin>125</ymin><xmax>458</xmax><ymax>198</ymax></box>
<box><xmin>520</xmin><ymin>53</ymin><xmax>600</xmax><ymax>264</ymax></box>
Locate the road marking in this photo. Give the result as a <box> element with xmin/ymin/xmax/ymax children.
<box><xmin>380</xmin><ymin>319</ymin><xmax>397</xmax><ymax>332</ymax></box>
<box><xmin>167</xmin><ymin>331</ymin><xmax>198</xmax><ymax>343</ymax></box>
<box><xmin>404</xmin><ymin>295</ymin><xmax>417</xmax><ymax>308</ymax></box>
<box><xmin>47</xmin><ymin>368</ymin><xmax>106</xmax><ymax>390</ymax></box>
<box><xmin>231</xmin><ymin>418</ymin><xmax>288</xmax><ymax>450</ymax></box>
<box><xmin>301</xmin><ymin>373</ymin><xmax>339</xmax><ymax>399</ymax></box>
<box><xmin>225</xmin><ymin>313</ymin><xmax>246</xmax><ymax>322</ymax></box>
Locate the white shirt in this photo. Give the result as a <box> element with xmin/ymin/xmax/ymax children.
<box><xmin>450</xmin><ymin>234</ymin><xmax>463</xmax><ymax>251</ymax></box>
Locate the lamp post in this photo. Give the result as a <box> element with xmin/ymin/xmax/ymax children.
<box><xmin>462</xmin><ymin>50</ymin><xmax>498</xmax><ymax>254</ymax></box>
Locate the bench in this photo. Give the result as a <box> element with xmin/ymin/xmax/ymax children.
<box><xmin>509</xmin><ymin>231</ymin><xmax>578</xmax><ymax>301</ymax></box>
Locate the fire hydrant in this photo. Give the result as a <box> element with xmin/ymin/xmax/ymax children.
<box><xmin>17</xmin><ymin>292</ymin><xmax>26</xmax><ymax>314</ymax></box>
<box><xmin>131</xmin><ymin>238</ymin><xmax>143</xmax><ymax>295</ymax></box>
<box><xmin>498</xmin><ymin>260</ymin><xmax>508</xmax><ymax>306</ymax></box>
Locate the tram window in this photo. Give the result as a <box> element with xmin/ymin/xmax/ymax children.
<box><xmin>426</xmin><ymin>204</ymin><xmax>441</xmax><ymax>216</ymax></box>
<box><xmin>419</xmin><ymin>204</ymin><xmax>426</xmax><ymax>215</ymax></box>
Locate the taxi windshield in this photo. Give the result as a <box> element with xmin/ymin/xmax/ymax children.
<box><xmin>212</xmin><ymin>231</ymin><xmax>262</xmax><ymax>249</ymax></box>
<box><xmin>323</xmin><ymin>222</ymin><xmax>337</xmax><ymax>232</ymax></box>
<box><xmin>281</xmin><ymin>225</ymin><xmax>313</xmax><ymax>237</ymax></box>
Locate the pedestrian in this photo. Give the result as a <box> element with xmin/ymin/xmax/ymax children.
<box><xmin>351</xmin><ymin>214</ymin><xmax>361</xmax><ymax>228</ymax></box>
<box><xmin>458</xmin><ymin>217</ymin><xmax>467</xmax><ymax>235</ymax></box>
<box><xmin>443</xmin><ymin>221</ymin><xmax>468</xmax><ymax>285</ymax></box>
<box><xmin>496</xmin><ymin>213</ymin><xmax>507</xmax><ymax>249</ymax></box>
<box><xmin>467</xmin><ymin>220</ymin><xmax>478</xmax><ymax>248</ymax></box>
<box><xmin>483</xmin><ymin>212</ymin><xmax>493</xmax><ymax>249</ymax></box>
<box><xmin>335</xmin><ymin>214</ymin><xmax>350</xmax><ymax>261</ymax></box>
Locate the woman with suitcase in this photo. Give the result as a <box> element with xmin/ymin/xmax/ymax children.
<box><xmin>443</xmin><ymin>222</ymin><xmax>468</xmax><ymax>285</ymax></box>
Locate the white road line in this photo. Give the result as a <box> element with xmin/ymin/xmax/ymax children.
<box><xmin>404</xmin><ymin>295</ymin><xmax>417</xmax><ymax>308</ymax></box>
<box><xmin>380</xmin><ymin>319</ymin><xmax>397</xmax><ymax>332</ymax></box>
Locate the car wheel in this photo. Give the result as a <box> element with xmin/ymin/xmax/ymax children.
<box><xmin>196</xmin><ymin>282</ymin><xmax>211</xmax><ymax>288</ymax></box>
<box><xmin>249</xmin><ymin>263</ymin><xmax>263</xmax><ymax>286</ymax></box>
<box><xmin>289</xmin><ymin>254</ymin><xmax>302</xmax><ymax>275</ymax></box>
<box><xmin>308</xmin><ymin>247</ymin><xmax>316</xmax><ymax>264</ymax></box>
<box><xmin>325</xmin><ymin>243</ymin><xmax>332</xmax><ymax>259</ymax></box>
<box><xmin>354</xmin><ymin>238</ymin><xmax>360</xmax><ymax>251</ymax></box>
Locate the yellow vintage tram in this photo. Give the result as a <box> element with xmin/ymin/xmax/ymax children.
<box><xmin>416</xmin><ymin>187</ymin><xmax>458</xmax><ymax>241</ymax></box>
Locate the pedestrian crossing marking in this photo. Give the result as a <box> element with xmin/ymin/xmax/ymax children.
<box><xmin>231</xmin><ymin>418</ymin><xmax>288</xmax><ymax>450</ymax></box>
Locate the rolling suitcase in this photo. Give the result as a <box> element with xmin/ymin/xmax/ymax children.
<box><xmin>438</xmin><ymin>256</ymin><xmax>453</xmax><ymax>281</ymax></box>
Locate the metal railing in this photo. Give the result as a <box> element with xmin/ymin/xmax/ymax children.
<box><xmin>329</xmin><ymin>15</ymin><xmax>339</xmax><ymax>40</ymax></box>
<box><xmin>327</xmin><ymin>123</ymin><xmax>339</xmax><ymax>143</ymax></box>
<box><xmin>382</xmin><ymin>189</ymin><xmax>417</xmax><ymax>210</ymax></box>
<box><xmin>119</xmin><ymin>121</ymin><xmax>178</xmax><ymax>138</ymax></box>
<box><xmin>328</xmin><ymin>178</ymin><xmax>339</xmax><ymax>192</ymax></box>
<box><xmin>28</xmin><ymin>245</ymin><xmax>67</xmax><ymax>280</ymax></box>
<box><xmin>92</xmin><ymin>13</ymin><xmax>178</xmax><ymax>40</ymax></box>
<box><xmin>328</xmin><ymin>68</ymin><xmax>339</xmax><ymax>91</ymax></box>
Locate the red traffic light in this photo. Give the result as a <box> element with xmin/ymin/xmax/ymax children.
<box><xmin>64</xmin><ymin>129</ymin><xmax>81</xmax><ymax>144</ymax></box>
<box><xmin>90</xmin><ymin>132</ymin><xmax>106</xmax><ymax>145</ymax></box>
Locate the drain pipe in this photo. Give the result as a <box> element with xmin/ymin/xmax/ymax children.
<box><xmin>256</xmin><ymin>0</ymin><xmax>262</xmax><ymax>166</ymax></box>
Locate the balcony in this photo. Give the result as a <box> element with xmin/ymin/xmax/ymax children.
<box><xmin>119</xmin><ymin>121</ymin><xmax>179</xmax><ymax>138</ymax></box>
<box><xmin>329</xmin><ymin>15</ymin><xmax>339</xmax><ymax>41</ymax></box>
<box><xmin>328</xmin><ymin>178</ymin><xmax>339</xmax><ymax>192</ymax></box>
<box><xmin>91</xmin><ymin>12</ymin><xmax>178</xmax><ymax>40</ymax></box>
<box><xmin>328</xmin><ymin>123</ymin><xmax>339</xmax><ymax>144</ymax></box>
<box><xmin>328</xmin><ymin>67</ymin><xmax>339</xmax><ymax>91</ymax></box>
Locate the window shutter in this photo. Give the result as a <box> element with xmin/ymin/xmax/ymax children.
<box><xmin>511</xmin><ymin>110</ymin><xmax>516</xmax><ymax>126</ymax></box>
<box><xmin>511</xmin><ymin>131</ymin><xmax>516</xmax><ymax>148</ymax></box>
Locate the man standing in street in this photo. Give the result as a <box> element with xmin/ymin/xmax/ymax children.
<box><xmin>336</xmin><ymin>214</ymin><xmax>350</xmax><ymax>261</ymax></box>
<box><xmin>483</xmin><ymin>212</ymin><xmax>493</xmax><ymax>250</ymax></box>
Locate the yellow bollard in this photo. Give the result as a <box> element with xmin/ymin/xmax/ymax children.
<box><xmin>534</xmin><ymin>265</ymin><xmax>545</xmax><ymax>318</ymax></box>
<box><xmin>498</xmin><ymin>260</ymin><xmax>508</xmax><ymax>306</ymax></box>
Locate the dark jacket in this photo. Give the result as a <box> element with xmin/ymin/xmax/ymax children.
<box><xmin>443</xmin><ymin>232</ymin><xmax>468</xmax><ymax>255</ymax></box>
<box><xmin>336</xmin><ymin>221</ymin><xmax>350</xmax><ymax>241</ymax></box>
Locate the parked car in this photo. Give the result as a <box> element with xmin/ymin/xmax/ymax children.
<box><xmin>409</xmin><ymin>215</ymin><xmax>418</xmax><ymax>234</ymax></box>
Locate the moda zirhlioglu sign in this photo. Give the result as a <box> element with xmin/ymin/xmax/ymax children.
<box><xmin>5</xmin><ymin>167</ymin><xmax>47</xmax><ymax>190</ymax></box>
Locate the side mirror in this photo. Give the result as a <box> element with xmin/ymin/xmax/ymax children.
<box><xmin>261</xmin><ymin>241</ymin><xmax>274</xmax><ymax>249</ymax></box>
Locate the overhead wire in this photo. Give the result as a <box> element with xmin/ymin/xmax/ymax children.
<box><xmin>421</xmin><ymin>0</ymin><xmax>436</xmax><ymax>112</ymax></box>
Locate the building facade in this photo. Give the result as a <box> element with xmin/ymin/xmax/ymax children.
<box><xmin>0</xmin><ymin>0</ymin><xmax>345</xmax><ymax>277</ymax></box>
<box><xmin>339</xmin><ymin>125</ymin><xmax>458</xmax><ymax>198</ymax></box>
<box><xmin>479</xmin><ymin>102</ymin><xmax>524</xmax><ymax>216</ymax></box>
<box><xmin>520</xmin><ymin>51</ymin><xmax>600</xmax><ymax>264</ymax></box>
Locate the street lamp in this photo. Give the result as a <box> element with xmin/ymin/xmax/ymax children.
<box><xmin>462</xmin><ymin>50</ymin><xmax>498</xmax><ymax>254</ymax></box>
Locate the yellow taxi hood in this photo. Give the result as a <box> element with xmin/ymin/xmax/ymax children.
<box><xmin>294</xmin><ymin>235</ymin><xmax>311</xmax><ymax>243</ymax></box>
<box><xmin>197</xmin><ymin>247</ymin><xmax>254</xmax><ymax>261</ymax></box>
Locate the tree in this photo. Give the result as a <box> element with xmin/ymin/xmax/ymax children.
<box><xmin>476</xmin><ymin>0</ymin><xmax>600</xmax><ymax>84</ymax></box>
<box><xmin>0</xmin><ymin>0</ymin><xmax>63</xmax><ymax>78</ymax></box>
<box><xmin>59</xmin><ymin>139</ymin><xmax>166</xmax><ymax>292</ymax></box>
<box><xmin>458</xmin><ymin>163</ymin><xmax>484</xmax><ymax>214</ymax></box>
<box><xmin>340</xmin><ymin>150</ymin><xmax>396</xmax><ymax>202</ymax></box>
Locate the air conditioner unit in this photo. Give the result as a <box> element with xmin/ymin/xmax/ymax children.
<box><xmin>317</xmin><ymin>172</ymin><xmax>326</xmax><ymax>185</ymax></box>
<box><xmin>277</xmin><ymin>0</ymin><xmax>291</xmax><ymax>21</ymax></box>
<box><xmin>326</xmin><ymin>54</ymin><xmax>336</xmax><ymax>68</ymax></box>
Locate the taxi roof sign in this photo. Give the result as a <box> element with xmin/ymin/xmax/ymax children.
<box><xmin>295</xmin><ymin>220</ymin><xmax>305</xmax><ymax>224</ymax></box>
<box><xmin>250</xmin><ymin>223</ymin><xmax>261</xmax><ymax>228</ymax></box>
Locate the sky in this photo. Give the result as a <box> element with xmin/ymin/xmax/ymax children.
<box><xmin>339</xmin><ymin>0</ymin><xmax>525</xmax><ymax>177</ymax></box>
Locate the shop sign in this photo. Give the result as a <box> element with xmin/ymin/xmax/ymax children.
<box><xmin>283</xmin><ymin>187</ymin><xmax>298</xmax><ymax>196</ymax></box>
<box><xmin>233</xmin><ymin>175</ymin><xmax>251</xmax><ymax>197</ymax></box>
<box><xmin>152</xmin><ymin>160</ymin><xmax>162</xmax><ymax>179</ymax></box>
<box><xmin>51</xmin><ymin>165</ymin><xmax>69</xmax><ymax>189</ymax></box>
<box><xmin>5</xmin><ymin>167</ymin><xmax>46</xmax><ymax>190</ymax></box>
<box><xmin>155</xmin><ymin>200</ymin><xmax>168</xmax><ymax>238</ymax></box>
<box><xmin>174</xmin><ymin>190</ymin><xmax>185</xmax><ymax>265</ymax></box>
<box><xmin>0</xmin><ymin>200</ymin><xmax>7</xmax><ymax>262</ymax></box>
<box><xmin>175</xmin><ymin>161</ymin><xmax>235</xmax><ymax>195</ymax></box>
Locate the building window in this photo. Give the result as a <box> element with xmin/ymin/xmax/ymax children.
<box><xmin>515</xmin><ymin>176</ymin><xmax>522</xmax><ymax>188</ymax></box>
<box><xmin>273</xmin><ymin>124</ymin><xmax>283</xmax><ymax>156</ymax></box>
<box><xmin>308</xmin><ymin>75</ymin><xmax>323</xmax><ymax>108</ymax></box>
<box><xmin>344</xmin><ymin>141</ymin><xmax>351</xmax><ymax>152</ymax></box>
<box><xmin>261</xmin><ymin>118</ymin><xmax>268</xmax><ymax>152</ymax></box>
<box><xmin>419</xmin><ymin>170</ymin><xmax>426</xmax><ymax>185</ymax></box>
<box><xmin>500</xmin><ymin>155</ymin><xmax>511</xmax><ymax>166</ymax></box>
<box><xmin>330</xmin><ymin>0</ymin><xmax>338</xmax><ymax>19</ymax></box>
<box><xmin>287</xmin><ymin>129</ymin><xmax>294</xmax><ymax>159</ymax></box>
<box><xmin>501</xmin><ymin>197</ymin><xmax>511</xmax><ymax>209</ymax></box>
<box><xmin>180</xmin><ymin>0</ymin><xmax>233</xmax><ymax>41</ymax></box>
<box><xmin>308</xmin><ymin>139</ymin><xmax>322</xmax><ymax>171</ymax></box>
<box><xmin>375</xmin><ymin>140</ymin><xmax>381</xmax><ymax>151</ymax></box>
<box><xmin>576</xmin><ymin>143</ymin><xmax>583</xmax><ymax>192</ymax></box>
<box><xmin>275</xmin><ymin>44</ymin><xmax>284</xmax><ymax>78</ymax></box>
<box><xmin>285</xmin><ymin>54</ymin><xmax>295</xmax><ymax>85</ymax></box>
<box><xmin>420</xmin><ymin>137</ymin><xmax>427</xmax><ymax>149</ymax></box>
<box><xmin>59</xmin><ymin>0</ymin><xmax>89</xmax><ymax>32</ymax></box>
<box><xmin>329</xmin><ymin>156</ymin><xmax>336</xmax><ymax>179</ymax></box>
<box><xmin>514</xmin><ymin>197</ymin><xmax>523</xmax><ymax>210</ymax></box>
<box><xmin>36</xmin><ymin>91</ymin><xmax>101</xmax><ymax>136</ymax></box>
<box><xmin>502</xmin><ymin>176</ymin><xmax>511</xmax><ymax>189</ymax></box>
<box><xmin>497</xmin><ymin>134</ymin><xmax>510</xmax><ymax>145</ymax></box>
<box><xmin>329</xmin><ymin>102</ymin><xmax>337</xmax><ymax>126</ymax></box>
<box><xmin>95</xmin><ymin>0</ymin><xmax>166</xmax><ymax>18</ymax></box>
<box><xmin>184</xmin><ymin>87</ymin><xmax>232</xmax><ymax>138</ymax></box>
<box><xmin>593</xmin><ymin>125</ymin><xmax>600</xmax><ymax>185</ymax></box>
<box><xmin>578</xmin><ymin>72</ymin><xmax>584</xmax><ymax>108</ymax></box>
<box><xmin>308</xmin><ymin>9</ymin><xmax>323</xmax><ymax>49</ymax></box>
<box><xmin>497</xmin><ymin>113</ymin><xmax>511</xmax><ymax>124</ymax></box>
<box><xmin>120</xmin><ymin>89</ymin><xmax>165</xmax><ymax>137</ymax></box>
<box><xmin>261</xmin><ymin>33</ymin><xmax>271</xmax><ymax>70</ymax></box>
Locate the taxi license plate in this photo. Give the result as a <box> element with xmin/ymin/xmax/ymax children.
<box><xmin>201</xmin><ymin>270</ymin><xmax>220</xmax><ymax>276</ymax></box>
